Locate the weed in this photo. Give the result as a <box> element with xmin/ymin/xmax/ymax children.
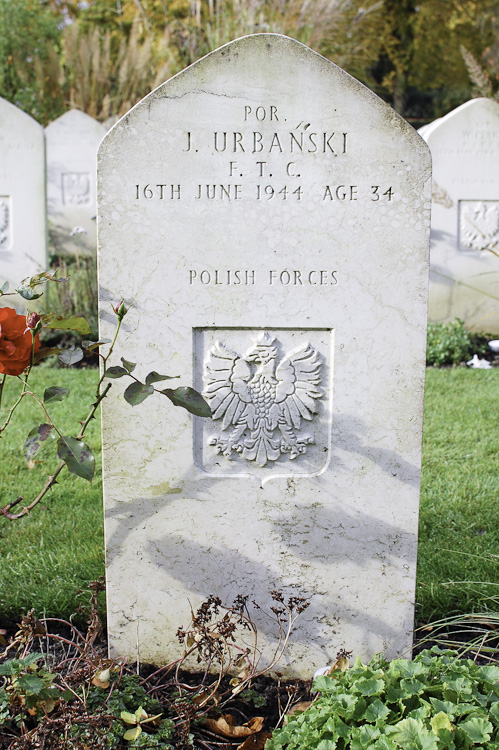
<box><xmin>0</xmin><ymin>587</ymin><xmax>309</xmax><ymax>748</ymax></box>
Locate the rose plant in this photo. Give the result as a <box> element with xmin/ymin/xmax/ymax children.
<box><xmin>0</xmin><ymin>271</ymin><xmax>211</xmax><ymax>520</ymax></box>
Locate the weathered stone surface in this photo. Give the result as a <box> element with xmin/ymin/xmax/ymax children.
<box><xmin>46</xmin><ymin>110</ymin><xmax>105</xmax><ymax>256</ymax></box>
<box><xmin>0</xmin><ymin>97</ymin><xmax>47</xmax><ymax>290</ymax></box>
<box><xmin>98</xmin><ymin>34</ymin><xmax>431</xmax><ymax>676</ymax></box>
<box><xmin>422</xmin><ymin>98</ymin><xmax>499</xmax><ymax>332</ymax></box>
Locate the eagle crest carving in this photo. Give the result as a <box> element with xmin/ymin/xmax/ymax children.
<box><xmin>204</xmin><ymin>333</ymin><xmax>323</xmax><ymax>467</ymax></box>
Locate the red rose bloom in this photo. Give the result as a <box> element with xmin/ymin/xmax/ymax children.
<box><xmin>0</xmin><ymin>307</ymin><xmax>41</xmax><ymax>376</ymax></box>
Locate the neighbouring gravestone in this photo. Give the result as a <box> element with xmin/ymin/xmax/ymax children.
<box><xmin>98</xmin><ymin>34</ymin><xmax>431</xmax><ymax>676</ymax></box>
<box><xmin>421</xmin><ymin>98</ymin><xmax>499</xmax><ymax>333</ymax></box>
<box><xmin>45</xmin><ymin>110</ymin><xmax>106</xmax><ymax>256</ymax></box>
<box><xmin>0</xmin><ymin>97</ymin><xmax>47</xmax><ymax>291</ymax></box>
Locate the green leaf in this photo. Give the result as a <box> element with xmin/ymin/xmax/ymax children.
<box><xmin>459</xmin><ymin>716</ymin><xmax>493</xmax><ymax>744</ymax></box>
<box><xmin>123</xmin><ymin>726</ymin><xmax>142</xmax><ymax>741</ymax></box>
<box><xmin>489</xmin><ymin>702</ymin><xmax>499</xmax><ymax>725</ymax></box>
<box><xmin>364</xmin><ymin>699</ymin><xmax>390</xmax><ymax>723</ymax></box>
<box><xmin>480</xmin><ymin>666</ymin><xmax>499</xmax><ymax>685</ymax></box>
<box><xmin>44</xmin><ymin>315</ymin><xmax>91</xmax><ymax>335</ymax></box>
<box><xmin>18</xmin><ymin>674</ymin><xmax>44</xmax><ymax>695</ymax></box>
<box><xmin>372</xmin><ymin>738</ymin><xmax>397</xmax><ymax>750</ymax></box>
<box><xmin>34</xmin><ymin>347</ymin><xmax>61</xmax><ymax>364</ymax></box>
<box><xmin>121</xmin><ymin>357</ymin><xmax>136</xmax><ymax>373</ymax></box>
<box><xmin>82</xmin><ymin>338</ymin><xmax>111</xmax><ymax>351</ymax></box>
<box><xmin>429</xmin><ymin>699</ymin><xmax>456</xmax><ymax>718</ymax></box>
<box><xmin>400</xmin><ymin>679</ymin><xmax>425</xmax><ymax>696</ymax></box>
<box><xmin>392</xmin><ymin>718</ymin><xmax>438</xmax><ymax>750</ymax></box>
<box><xmin>57</xmin><ymin>437</ymin><xmax>95</xmax><ymax>481</ymax></box>
<box><xmin>25</xmin><ymin>424</ymin><xmax>54</xmax><ymax>460</ymax></box>
<box><xmin>120</xmin><ymin>711</ymin><xmax>138</xmax><ymax>725</ymax></box>
<box><xmin>16</xmin><ymin>284</ymin><xmax>42</xmax><ymax>300</ymax></box>
<box><xmin>105</xmin><ymin>366</ymin><xmax>128</xmax><ymax>379</ymax></box>
<box><xmin>354</xmin><ymin>678</ymin><xmax>384</xmax><ymax>697</ymax></box>
<box><xmin>43</xmin><ymin>386</ymin><xmax>70</xmax><ymax>404</ymax></box>
<box><xmin>145</xmin><ymin>371</ymin><xmax>179</xmax><ymax>385</ymax></box>
<box><xmin>431</xmin><ymin>712</ymin><xmax>453</xmax><ymax>734</ymax></box>
<box><xmin>0</xmin><ymin>281</ymin><xmax>8</xmax><ymax>294</ymax></box>
<box><xmin>59</xmin><ymin>347</ymin><xmax>84</xmax><ymax>366</ymax></box>
<box><xmin>162</xmin><ymin>387</ymin><xmax>212</xmax><ymax>417</ymax></box>
<box><xmin>124</xmin><ymin>381</ymin><xmax>154</xmax><ymax>406</ymax></box>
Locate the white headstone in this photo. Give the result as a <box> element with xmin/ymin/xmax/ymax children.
<box><xmin>98</xmin><ymin>34</ymin><xmax>431</xmax><ymax>676</ymax></box>
<box><xmin>422</xmin><ymin>98</ymin><xmax>499</xmax><ymax>332</ymax></box>
<box><xmin>0</xmin><ymin>97</ymin><xmax>47</xmax><ymax>290</ymax></box>
<box><xmin>45</xmin><ymin>110</ymin><xmax>106</xmax><ymax>256</ymax></box>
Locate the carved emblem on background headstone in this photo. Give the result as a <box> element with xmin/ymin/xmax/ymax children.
<box><xmin>61</xmin><ymin>173</ymin><xmax>91</xmax><ymax>205</ymax></box>
<box><xmin>204</xmin><ymin>333</ymin><xmax>322</xmax><ymax>467</ymax></box>
<box><xmin>459</xmin><ymin>200</ymin><xmax>499</xmax><ymax>252</ymax></box>
<box><xmin>0</xmin><ymin>198</ymin><xmax>10</xmax><ymax>247</ymax></box>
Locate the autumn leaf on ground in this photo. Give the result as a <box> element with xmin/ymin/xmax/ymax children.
<box><xmin>204</xmin><ymin>714</ymin><xmax>264</xmax><ymax>738</ymax></box>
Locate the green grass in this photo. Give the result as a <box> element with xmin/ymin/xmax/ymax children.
<box><xmin>0</xmin><ymin>366</ymin><xmax>103</xmax><ymax>620</ymax></box>
<box><xmin>0</xmin><ymin>366</ymin><xmax>498</xmax><ymax>626</ymax></box>
<box><xmin>417</xmin><ymin>367</ymin><xmax>499</xmax><ymax>622</ymax></box>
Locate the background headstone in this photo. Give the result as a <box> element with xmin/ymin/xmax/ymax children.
<box><xmin>46</xmin><ymin>110</ymin><xmax>106</xmax><ymax>257</ymax></box>
<box><xmin>98</xmin><ymin>34</ymin><xmax>431</xmax><ymax>676</ymax></box>
<box><xmin>421</xmin><ymin>98</ymin><xmax>499</xmax><ymax>333</ymax></box>
<box><xmin>0</xmin><ymin>97</ymin><xmax>47</xmax><ymax>290</ymax></box>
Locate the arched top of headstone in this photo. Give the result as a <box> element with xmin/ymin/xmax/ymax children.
<box><xmin>0</xmin><ymin>96</ymin><xmax>44</xmax><ymax>136</ymax></box>
<box><xmin>100</xmin><ymin>33</ymin><xmax>426</xmax><ymax>158</ymax></box>
<box><xmin>46</xmin><ymin>108</ymin><xmax>106</xmax><ymax>137</ymax></box>
<box><xmin>423</xmin><ymin>97</ymin><xmax>499</xmax><ymax>142</ymax></box>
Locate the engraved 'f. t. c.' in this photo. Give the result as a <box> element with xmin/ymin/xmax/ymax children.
<box><xmin>204</xmin><ymin>333</ymin><xmax>322</xmax><ymax>468</ymax></box>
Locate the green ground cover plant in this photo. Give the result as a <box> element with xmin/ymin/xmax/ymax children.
<box><xmin>1</xmin><ymin>366</ymin><xmax>498</xmax><ymax>625</ymax></box>
<box><xmin>266</xmin><ymin>647</ymin><xmax>499</xmax><ymax>750</ymax></box>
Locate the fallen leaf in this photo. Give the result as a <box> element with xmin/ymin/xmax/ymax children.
<box><xmin>205</xmin><ymin>714</ymin><xmax>264</xmax><ymax>738</ymax></box>
<box><xmin>92</xmin><ymin>668</ymin><xmax>111</xmax><ymax>689</ymax></box>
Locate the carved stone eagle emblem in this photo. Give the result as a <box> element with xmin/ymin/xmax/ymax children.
<box><xmin>460</xmin><ymin>201</ymin><xmax>499</xmax><ymax>252</ymax></box>
<box><xmin>204</xmin><ymin>333</ymin><xmax>323</xmax><ymax>467</ymax></box>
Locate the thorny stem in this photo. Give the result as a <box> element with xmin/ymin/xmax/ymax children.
<box><xmin>0</xmin><ymin>382</ymin><xmax>111</xmax><ymax>520</ymax></box>
<box><xmin>0</xmin><ymin>386</ymin><xmax>29</xmax><ymax>435</ymax></box>
<box><xmin>98</xmin><ymin>315</ymin><xmax>122</xmax><ymax>398</ymax></box>
<box><xmin>0</xmin><ymin>311</ymin><xmax>122</xmax><ymax>520</ymax></box>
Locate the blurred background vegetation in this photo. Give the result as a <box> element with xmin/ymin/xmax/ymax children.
<box><xmin>0</xmin><ymin>0</ymin><xmax>498</xmax><ymax>129</ymax></box>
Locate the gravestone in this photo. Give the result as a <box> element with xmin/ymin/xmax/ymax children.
<box><xmin>98</xmin><ymin>34</ymin><xmax>431</xmax><ymax>676</ymax></box>
<box><xmin>421</xmin><ymin>98</ymin><xmax>499</xmax><ymax>333</ymax></box>
<box><xmin>0</xmin><ymin>97</ymin><xmax>47</xmax><ymax>290</ymax></box>
<box><xmin>46</xmin><ymin>110</ymin><xmax>106</xmax><ymax>256</ymax></box>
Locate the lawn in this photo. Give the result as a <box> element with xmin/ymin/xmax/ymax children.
<box><xmin>0</xmin><ymin>366</ymin><xmax>498</xmax><ymax>625</ymax></box>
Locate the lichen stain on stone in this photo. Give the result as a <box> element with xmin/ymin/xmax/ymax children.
<box><xmin>149</xmin><ymin>482</ymin><xmax>183</xmax><ymax>496</ymax></box>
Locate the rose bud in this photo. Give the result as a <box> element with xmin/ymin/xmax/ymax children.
<box><xmin>113</xmin><ymin>299</ymin><xmax>128</xmax><ymax>321</ymax></box>
<box><xmin>26</xmin><ymin>312</ymin><xmax>42</xmax><ymax>332</ymax></box>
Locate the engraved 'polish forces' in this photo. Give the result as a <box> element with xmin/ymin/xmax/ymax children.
<box><xmin>204</xmin><ymin>333</ymin><xmax>322</xmax><ymax>467</ymax></box>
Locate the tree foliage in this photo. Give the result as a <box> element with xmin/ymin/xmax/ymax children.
<box><xmin>0</xmin><ymin>0</ymin><xmax>64</xmax><ymax>123</ymax></box>
<box><xmin>1</xmin><ymin>0</ymin><xmax>499</xmax><ymax>125</ymax></box>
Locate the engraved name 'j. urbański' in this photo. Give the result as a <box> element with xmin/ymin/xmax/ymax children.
<box><xmin>204</xmin><ymin>333</ymin><xmax>322</xmax><ymax>468</ymax></box>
